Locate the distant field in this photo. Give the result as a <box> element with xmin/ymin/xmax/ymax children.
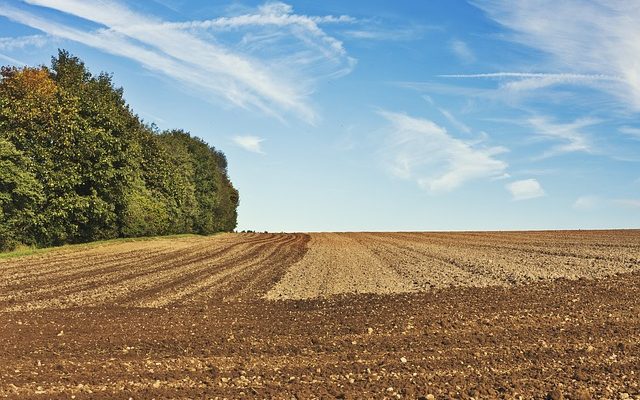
<box><xmin>1</xmin><ymin>231</ymin><xmax>639</xmax><ymax>398</ymax></box>
<box><xmin>2</xmin><ymin>231</ymin><xmax>638</xmax><ymax>309</ymax></box>
<box><xmin>268</xmin><ymin>230</ymin><xmax>640</xmax><ymax>299</ymax></box>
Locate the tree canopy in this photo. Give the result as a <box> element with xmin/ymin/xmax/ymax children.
<box><xmin>0</xmin><ymin>50</ymin><xmax>238</xmax><ymax>251</ymax></box>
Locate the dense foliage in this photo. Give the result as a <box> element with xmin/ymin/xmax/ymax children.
<box><xmin>0</xmin><ymin>51</ymin><xmax>238</xmax><ymax>251</ymax></box>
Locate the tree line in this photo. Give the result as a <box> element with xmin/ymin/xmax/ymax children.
<box><xmin>0</xmin><ymin>50</ymin><xmax>238</xmax><ymax>251</ymax></box>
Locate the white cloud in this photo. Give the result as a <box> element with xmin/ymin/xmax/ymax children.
<box><xmin>573</xmin><ymin>195</ymin><xmax>601</xmax><ymax>210</ymax></box>
<box><xmin>1</xmin><ymin>0</ymin><xmax>356</xmax><ymax>123</ymax></box>
<box><xmin>439</xmin><ymin>72</ymin><xmax>620</xmax><ymax>93</ymax></box>
<box><xmin>440</xmin><ymin>72</ymin><xmax>617</xmax><ymax>80</ymax></box>
<box><xmin>491</xmin><ymin>173</ymin><xmax>511</xmax><ymax>180</ymax></box>
<box><xmin>167</xmin><ymin>4</ymin><xmax>354</xmax><ymax>29</ymax></box>
<box><xmin>619</xmin><ymin>126</ymin><xmax>640</xmax><ymax>141</ymax></box>
<box><xmin>437</xmin><ymin>108</ymin><xmax>472</xmax><ymax>135</ymax></box>
<box><xmin>527</xmin><ymin>116</ymin><xmax>597</xmax><ymax>158</ymax></box>
<box><xmin>341</xmin><ymin>25</ymin><xmax>428</xmax><ymax>41</ymax></box>
<box><xmin>421</xmin><ymin>95</ymin><xmax>434</xmax><ymax>105</ymax></box>
<box><xmin>420</xmin><ymin>95</ymin><xmax>472</xmax><ymax>135</ymax></box>
<box><xmin>0</xmin><ymin>34</ymin><xmax>49</xmax><ymax>51</ymax></box>
<box><xmin>160</xmin><ymin>2</ymin><xmax>355</xmax><ymax>71</ymax></box>
<box><xmin>471</xmin><ymin>1</ymin><xmax>640</xmax><ymax>111</ymax></box>
<box><xmin>380</xmin><ymin>111</ymin><xmax>508</xmax><ymax>193</ymax></box>
<box><xmin>233</xmin><ymin>135</ymin><xmax>265</xmax><ymax>154</ymax></box>
<box><xmin>506</xmin><ymin>179</ymin><xmax>545</xmax><ymax>201</ymax></box>
<box><xmin>149</xmin><ymin>0</ymin><xmax>181</xmax><ymax>13</ymax></box>
<box><xmin>449</xmin><ymin>39</ymin><xmax>475</xmax><ymax>63</ymax></box>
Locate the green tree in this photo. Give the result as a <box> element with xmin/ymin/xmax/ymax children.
<box><xmin>157</xmin><ymin>130</ymin><xmax>239</xmax><ymax>234</ymax></box>
<box><xmin>0</xmin><ymin>50</ymin><xmax>238</xmax><ymax>250</ymax></box>
<box><xmin>0</xmin><ymin>139</ymin><xmax>43</xmax><ymax>250</ymax></box>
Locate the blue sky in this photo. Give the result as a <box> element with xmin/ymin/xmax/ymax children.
<box><xmin>1</xmin><ymin>0</ymin><xmax>639</xmax><ymax>231</ymax></box>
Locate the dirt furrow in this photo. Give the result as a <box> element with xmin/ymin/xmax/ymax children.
<box><xmin>351</xmin><ymin>233</ymin><xmax>502</xmax><ymax>288</ymax></box>
<box><xmin>0</xmin><ymin>248</ymin><xmax>172</xmax><ymax>294</ymax></box>
<box><xmin>218</xmin><ymin>233</ymin><xmax>310</xmax><ymax>301</ymax></box>
<box><xmin>266</xmin><ymin>233</ymin><xmax>416</xmax><ymax>300</ymax></box>
<box><xmin>396</xmin><ymin>231</ymin><xmax>640</xmax><ymax>264</ymax></box>
<box><xmin>0</xmin><ymin>234</ymin><xmax>277</xmax><ymax>311</ymax></box>
<box><xmin>119</xmin><ymin>234</ymin><xmax>294</xmax><ymax>307</ymax></box>
<box><xmin>192</xmin><ymin>233</ymin><xmax>310</xmax><ymax>302</ymax></box>
<box><xmin>0</xmin><ymin>239</ymin><xmax>189</xmax><ymax>276</ymax></box>
<box><xmin>361</xmin><ymin>232</ymin><xmax>546</xmax><ymax>285</ymax></box>
<box><xmin>366</xmin><ymin>232</ymin><xmax>638</xmax><ymax>286</ymax></box>
<box><xmin>0</xmin><ymin>237</ymin><xmax>216</xmax><ymax>288</ymax></box>
<box><xmin>0</xmin><ymin>240</ymin><xmax>235</xmax><ymax>311</ymax></box>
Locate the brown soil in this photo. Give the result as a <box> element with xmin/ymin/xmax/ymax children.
<box><xmin>0</xmin><ymin>233</ymin><xmax>309</xmax><ymax>311</ymax></box>
<box><xmin>268</xmin><ymin>231</ymin><xmax>640</xmax><ymax>299</ymax></box>
<box><xmin>267</xmin><ymin>233</ymin><xmax>416</xmax><ymax>300</ymax></box>
<box><xmin>1</xmin><ymin>230</ymin><xmax>639</xmax><ymax>399</ymax></box>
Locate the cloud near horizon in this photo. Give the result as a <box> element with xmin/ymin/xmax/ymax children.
<box><xmin>506</xmin><ymin>179</ymin><xmax>545</xmax><ymax>201</ymax></box>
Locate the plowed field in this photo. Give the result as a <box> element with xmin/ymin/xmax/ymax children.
<box><xmin>1</xmin><ymin>230</ymin><xmax>639</xmax><ymax>399</ymax></box>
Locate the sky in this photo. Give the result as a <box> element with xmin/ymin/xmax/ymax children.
<box><xmin>0</xmin><ymin>0</ymin><xmax>639</xmax><ymax>231</ymax></box>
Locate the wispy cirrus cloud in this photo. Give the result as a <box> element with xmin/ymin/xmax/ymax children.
<box><xmin>421</xmin><ymin>94</ymin><xmax>473</xmax><ymax>135</ymax></box>
<box><xmin>449</xmin><ymin>39</ymin><xmax>475</xmax><ymax>63</ymax></box>
<box><xmin>166</xmin><ymin>3</ymin><xmax>355</xmax><ymax>29</ymax></box>
<box><xmin>469</xmin><ymin>0</ymin><xmax>640</xmax><ymax>111</ymax></box>
<box><xmin>437</xmin><ymin>107</ymin><xmax>472</xmax><ymax>135</ymax></box>
<box><xmin>0</xmin><ymin>0</ymin><xmax>356</xmax><ymax>123</ymax></box>
<box><xmin>526</xmin><ymin>116</ymin><xmax>599</xmax><ymax>159</ymax></box>
<box><xmin>380</xmin><ymin>111</ymin><xmax>507</xmax><ymax>193</ymax></box>
<box><xmin>506</xmin><ymin>179</ymin><xmax>545</xmax><ymax>201</ymax></box>
<box><xmin>0</xmin><ymin>33</ymin><xmax>51</xmax><ymax>66</ymax></box>
<box><xmin>158</xmin><ymin>2</ymin><xmax>356</xmax><ymax>78</ymax></box>
<box><xmin>341</xmin><ymin>25</ymin><xmax>426</xmax><ymax>41</ymax></box>
<box><xmin>338</xmin><ymin>15</ymin><xmax>435</xmax><ymax>42</ymax></box>
<box><xmin>233</xmin><ymin>135</ymin><xmax>265</xmax><ymax>154</ymax></box>
<box><xmin>0</xmin><ymin>34</ymin><xmax>49</xmax><ymax>51</ymax></box>
<box><xmin>439</xmin><ymin>72</ymin><xmax>621</xmax><ymax>93</ymax></box>
<box><xmin>619</xmin><ymin>126</ymin><xmax>640</xmax><ymax>141</ymax></box>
